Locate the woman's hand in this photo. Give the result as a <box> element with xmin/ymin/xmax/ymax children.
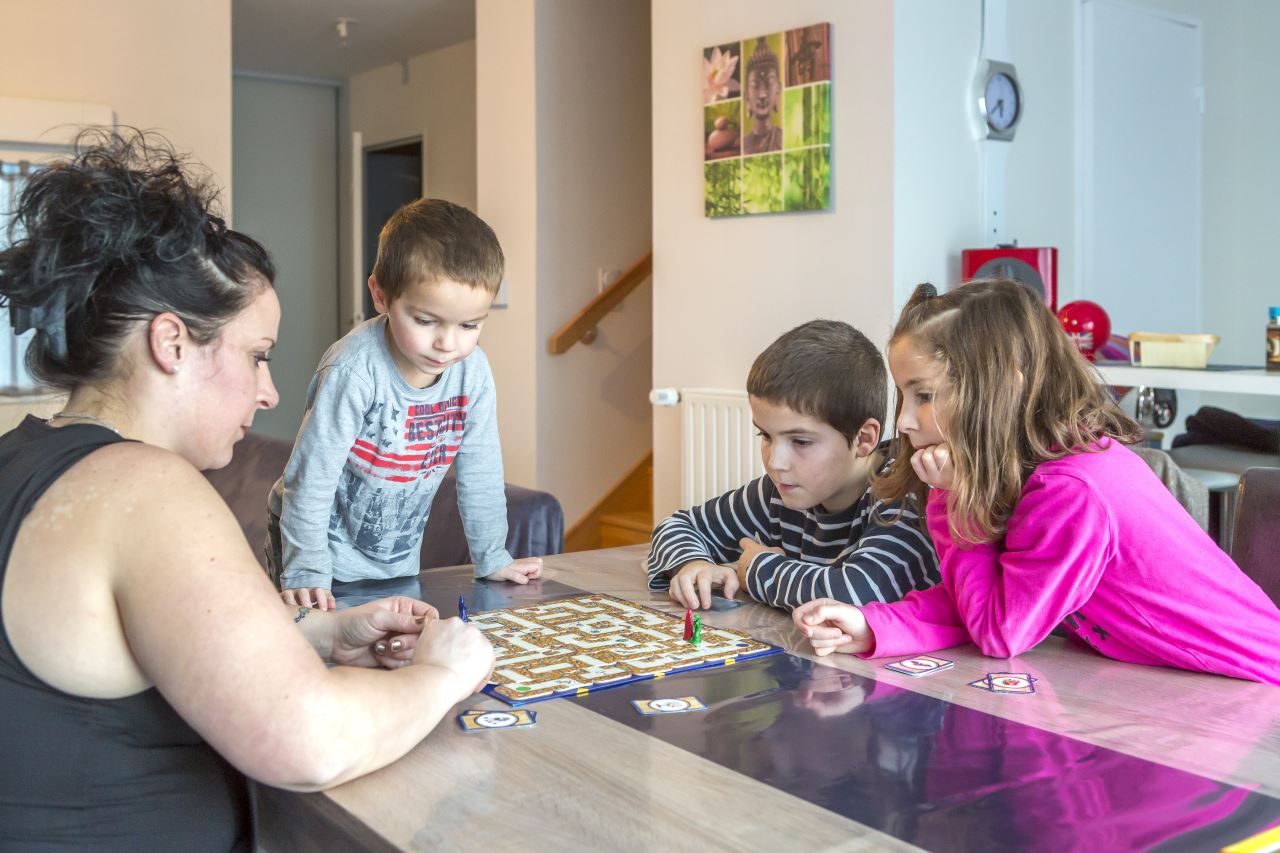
<box><xmin>326</xmin><ymin>596</ymin><xmax>439</xmax><ymax>669</ymax></box>
<box><xmin>791</xmin><ymin>598</ymin><xmax>875</xmax><ymax>656</ymax></box>
<box><xmin>412</xmin><ymin>617</ymin><xmax>496</xmax><ymax>699</ymax></box>
<box><xmin>910</xmin><ymin>443</ymin><xmax>955</xmax><ymax>490</ymax></box>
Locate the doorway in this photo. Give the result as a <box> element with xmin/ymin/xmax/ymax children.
<box><xmin>362</xmin><ymin>139</ymin><xmax>424</xmax><ymax>318</ymax></box>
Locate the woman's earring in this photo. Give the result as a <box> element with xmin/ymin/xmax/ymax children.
<box><xmin>170</xmin><ymin>365</ymin><xmax>180</xmax><ymax>374</ymax></box>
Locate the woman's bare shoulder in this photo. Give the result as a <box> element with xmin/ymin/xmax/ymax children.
<box><xmin>29</xmin><ymin>440</ymin><xmax>242</xmax><ymax>558</ymax></box>
<box><xmin>7</xmin><ymin>442</ymin><xmax>250</xmax><ymax>698</ymax></box>
<box><xmin>62</xmin><ymin>440</ymin><xmax>226</xmax><ymax>503</ymax></box>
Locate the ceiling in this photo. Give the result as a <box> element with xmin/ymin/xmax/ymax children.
<box><xmin>232</xmin><ymin>0</ymin><xmax>475</xmax><ymax>81</ymax></box>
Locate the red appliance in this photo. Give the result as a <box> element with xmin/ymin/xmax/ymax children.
<box><xmin>1057</xmin><ymin>301</ymin><xmax>1111</xmax><ymax>361</ymax></box>
<box><xmin>960</xmin><ymin>246</ymin><xmax>1058</xmax><ymax>312</ymax></box>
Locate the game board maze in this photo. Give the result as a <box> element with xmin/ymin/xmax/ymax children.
<box><xmin>471</xmin><ymin>594</ymin><xmax>778</xmax><ymax>703</ymax></box>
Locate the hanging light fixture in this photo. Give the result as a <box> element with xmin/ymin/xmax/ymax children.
<box><xmin>334</xmin><ymin>17</ymin><xmax>356</xmax><ymax>48</ymax></box>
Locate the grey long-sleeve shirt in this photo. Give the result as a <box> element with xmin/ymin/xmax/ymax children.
<box><xmin>269</xmin><ymin>317</ymin><xmax>512</xmax><ymax>588</ymax></box>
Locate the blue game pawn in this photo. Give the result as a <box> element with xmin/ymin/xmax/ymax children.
<box><xmin>458</xmin><ymin>594</ymin><xmax>469</xmax><ymax>622</ymax></box>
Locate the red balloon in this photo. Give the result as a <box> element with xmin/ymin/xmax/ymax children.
<box><xmin>1057</xmin><ymin>301</ymin><xmax>1111</xmax><ymax>361</ymax></box>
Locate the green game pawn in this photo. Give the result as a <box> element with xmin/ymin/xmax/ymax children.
<box><xmin>691</xmin><ymin>614</ymin><xmax>703</xmax><ymax>645</ymax></box>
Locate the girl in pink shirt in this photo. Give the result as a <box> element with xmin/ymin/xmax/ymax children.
<box><xmin>794</xmin><ymin>279</ymin><xmax>1280</xmax><ymax>685</ymax></box>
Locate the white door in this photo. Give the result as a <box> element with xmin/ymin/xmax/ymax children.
<box><xmin>1080</xmin><ymin>0</ymin><xmax>1201</xmax><ymax>338</ymax></box>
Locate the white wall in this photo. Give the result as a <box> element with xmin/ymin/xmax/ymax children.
<box><xmin>348</xmin><ymin>40</ymin><xmax>479</xmax><ymax>211</ymax></box>
<box><xmin>891</xmin><ymin>0</ymin><xmax>982</xmax><ymax>311</ymax></box>
<box><xmin>652</xmin><ymin>0</ymin><xmax>895</xmax><ymax>519</ymax></box>
<box><xmin>0</xmin><ymin>0</ymin><xmax>232</xmax><ymax>193</ymax></box>
<box><xmin>232</xmin><ymin>77</ymin><xmax>339</xmax><ymax>443</ymax></box>
<box><xmin>1180</xmin><ymin>0</ymin><xmax>1280</xmax><ymax>418</ymax></box>
<box><xmin>1073</xmin><ymin>0</ymin><xmax>1280</xmax><ymax>420</ymax></box>
<box><xmin>895</xmin><ymin>0</ymin><xmax>1280</xmax><ymax>432</ymax></box>
<box><xmin>0</xmin><ymin>0</ymin><xmax>232</xmax><ymax>428</ymax></box>
<box><xmin>534</xmin><ymin>0</ymin><xmax>653</xmax><ymax>523</ymax></box>
<box><xmin>477</xmin><ymin>0</ymin><xmax>654</xmax><ymax>523</ymax></box>
<box><xmin>1007</xmin><ymin>2</ymin><xmax>1078</xmax><ymax>301</ymax></box>
<box><xmin>477</xmin><ymin>0</ymin><xmax>541</xmax><ymax>489</ymax></box>
<box><xmin>892</xmin><ymin>0</ymin><xmax>1077</xmax><ymax>312</ymax></box>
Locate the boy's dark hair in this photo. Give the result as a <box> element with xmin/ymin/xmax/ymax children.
<box><xmin>372</xmin><ymin>198</ymin><xmax>504</xmax><ymax>301</ymax></box>
<box><xmin>747</xmin><ymin>319</ymin><xmax>887</xmax><ymax>444</ymax></box>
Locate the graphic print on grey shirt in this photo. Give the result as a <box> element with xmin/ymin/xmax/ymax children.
<box><xmin>269</xmin><ymin>316</ymin><xmax>512</xmax><ymax>588</ymax></box>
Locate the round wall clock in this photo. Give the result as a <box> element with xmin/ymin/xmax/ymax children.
<box><xmin>976</xmin><ymin>60</ymin><xmax>1023</xmax><ymax>141</ymax></box>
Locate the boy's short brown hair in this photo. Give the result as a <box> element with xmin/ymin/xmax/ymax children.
<box><xmin>746</xmin><ymin>319</ymin><xmax>887</xmax><ymax>444</ymax></box>
<box><xmin>372</xmin><ymin>198</ymin><xmax>504</xmax><ymax>301</ymax></box>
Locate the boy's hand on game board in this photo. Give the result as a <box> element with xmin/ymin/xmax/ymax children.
<box><xmin>329</xmin><ymin>596</ymin><xmax>439</xmax><ymax>669</ymax></box>
<box><xmin>491</xmin><ymin>557</ymin><xmax>544</xmax><ymax>585</ymax></box>
<box><xmin>670</xmin><ymin>560</ymin><xmax>739</xmax><ymax>610</ymax></box>
<box><xmin>910</xmin><ymin>443</ymin><xmax>955</xmax><ymax>491</ymax></box>
<box><xmin>281</xmin><ymin>586</ymin><xmax>336</xmax><ymax>611</ymax></box>
<box><xmin>735</xmin><ymin>537</ymin><xmax>784</xmax><ymax>586</ymax></box>
<box><xmin>413</xmin><ymin>617</ymin><xmax>496</xmax><ymax>698</ymax></box>
<box><xmin>792</xmin><ymin>598</ymin><xmax>874</xmax><ymax>656</ymax></box>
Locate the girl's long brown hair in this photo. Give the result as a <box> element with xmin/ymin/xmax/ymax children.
<box><xmin>874</xmin><ymin>279</ymin><xmax>1142</xmax><ymax>545</ymax></box>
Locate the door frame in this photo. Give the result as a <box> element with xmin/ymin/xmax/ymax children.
<box><xmin>348</xmin><ymin>132</ymin><xmax>428</xmax><ymax>328</ymax></box>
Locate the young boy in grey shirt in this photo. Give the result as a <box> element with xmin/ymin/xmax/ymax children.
<box><xmin>267</xmin><ymin>199</ymin><xmax>542</xmax><ymax>610</ymax></box>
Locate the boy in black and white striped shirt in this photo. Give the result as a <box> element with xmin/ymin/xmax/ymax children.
<box><xmin>647</xmin><ymin>320</ymin><xmax>939</xmax><ymax>612</ymax></box>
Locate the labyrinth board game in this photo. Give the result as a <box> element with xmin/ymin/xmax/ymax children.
<box><xmin>473</xmin><ymin>593</ymin><xmax>781</xmax><ymax>706</ymax></box>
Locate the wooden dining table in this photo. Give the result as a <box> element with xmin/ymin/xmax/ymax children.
<box><xmin>256</xmin><ymin>545</ymin><xmax>1280</xmax><ymax>852</ymax></box>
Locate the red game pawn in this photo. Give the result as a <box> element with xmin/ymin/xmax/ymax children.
<box><xmin>683</xmin><ymin>608</ymin><xmax>693</xmax><ymax>641</ymax></box>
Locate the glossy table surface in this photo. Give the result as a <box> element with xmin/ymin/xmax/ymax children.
<box><xmin>257</xmin><ymin>546</ymin><xmax>1280</xmax><ymax>853</ymax></box>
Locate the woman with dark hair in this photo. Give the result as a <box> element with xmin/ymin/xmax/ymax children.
<box><xmin>0</xmin><ymin>131</ymin><xmax>494</xmax><ymax>850</ymax></box>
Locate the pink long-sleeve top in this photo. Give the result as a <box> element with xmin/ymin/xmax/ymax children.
<box><xmin>859</xmin><ymin>440</ymin><xmax>1280</xmax><ymax>685</ymax></box>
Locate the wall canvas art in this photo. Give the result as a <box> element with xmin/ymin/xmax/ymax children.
<box><xmin>703</xmin><ymin>23</ymin><xmax>831</xmax><ymax>218</ymax></box>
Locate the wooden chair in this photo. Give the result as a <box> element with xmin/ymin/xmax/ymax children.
<box><xmin>1229</xmin><ymin>466</ymin><xmax>1280</xmax><ymax>607</ymax></box>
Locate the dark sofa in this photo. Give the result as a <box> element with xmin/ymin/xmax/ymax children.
<box><xmin>202</xmin><ymin>432</ymin><xmax>564</xmax><ymax>571</ymax></box>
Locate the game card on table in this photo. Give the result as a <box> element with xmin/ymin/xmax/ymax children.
<box><xmin>883</xmin><ymin>655</ymin><xmax>955</xmax><ymax>677</ymax></box>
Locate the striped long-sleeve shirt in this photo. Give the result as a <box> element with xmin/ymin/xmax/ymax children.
<box><xmin>646</xmin><ymin>453</ymin><xmax>939</xmax><ymax>611</ymax></box>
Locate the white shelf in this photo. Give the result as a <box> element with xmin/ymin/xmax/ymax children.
<box><xmin>1095</xmin><ymin>363</ymin><xmax>1280</xmax><ymax>396</ymax></box>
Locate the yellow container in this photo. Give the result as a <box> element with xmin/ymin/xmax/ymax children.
<box><xmin>1127</xmin><ymin>332</ymin><xmax>1219</xmax><ymax>369</ymax></box>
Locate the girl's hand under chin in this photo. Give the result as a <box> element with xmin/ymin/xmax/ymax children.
<box><xmin>911</xmin><ymin>443</ymin><xmax>955</xmax><ymax>490</ymax></box>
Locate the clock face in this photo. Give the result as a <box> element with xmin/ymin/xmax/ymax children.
<box><xmin>984</xmin><ymin>72</ymin><xmax>1020</xmax><ymax>132</ymax></box>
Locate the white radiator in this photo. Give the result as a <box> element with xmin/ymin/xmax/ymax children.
<box><xmin>652</xmin><ymin>387</ymin><xmax>763</xmax><ymax>507</ymax></box>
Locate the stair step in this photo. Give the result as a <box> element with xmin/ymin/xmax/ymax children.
<box><xmin>598</xmin><ymin>510</ymin><xmax>652</xmax><ymax>548</ymax></box>
<box><xmin>599</xmin><ymin>510</ymin><xmax>651</xmax><ymax>533</ymax></box>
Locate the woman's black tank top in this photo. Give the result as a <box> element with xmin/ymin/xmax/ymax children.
<box><xmin>0</xmin><ymin>415</ymin><xmax>249</xmax><ymax>851</ymax></box>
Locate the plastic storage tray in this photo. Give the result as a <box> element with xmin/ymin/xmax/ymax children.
<box><xmin>1127</xmin><ymin>332</ymin><xmax>1219</xmax><ymax>368</ymax></box>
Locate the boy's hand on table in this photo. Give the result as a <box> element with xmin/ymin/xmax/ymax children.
<box><xmin>792</xmin><ymin>598</ymin><xmax>874</xmax><ymax>656</ymax></box>
<box><xmin>670</xmin><ymin>560</ymin><xmax>738</xmax><ymax>610</ymax></box>
<box><xmin>735</xmin><ymin>537</ymin><xmax>784</xmax><ymax>586</ymax></box>
<box><xmin>490</xmin><ymin>557</ymin><xmax>544</xmax><ymax>584</ymax></box>
<box><xmin>331</xmin><ymin>596</ymin><xmax>439</xmax><ymax>668</ymax></box>
<box><xmin>281</xmin><ymin>586</ymin><xmax>336</xmax><ymax>611</ymax></box>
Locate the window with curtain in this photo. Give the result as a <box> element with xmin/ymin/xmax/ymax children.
<box><xmin>1</xmin><ymin>159</ymin><xmax>37</xmax><ymax>393</ymax></box>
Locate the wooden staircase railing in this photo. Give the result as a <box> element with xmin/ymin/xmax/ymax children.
<box><xmin>547</xmin><ymin>251</ymin><xmax>652</xmax><ymax>354</ymax></box>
